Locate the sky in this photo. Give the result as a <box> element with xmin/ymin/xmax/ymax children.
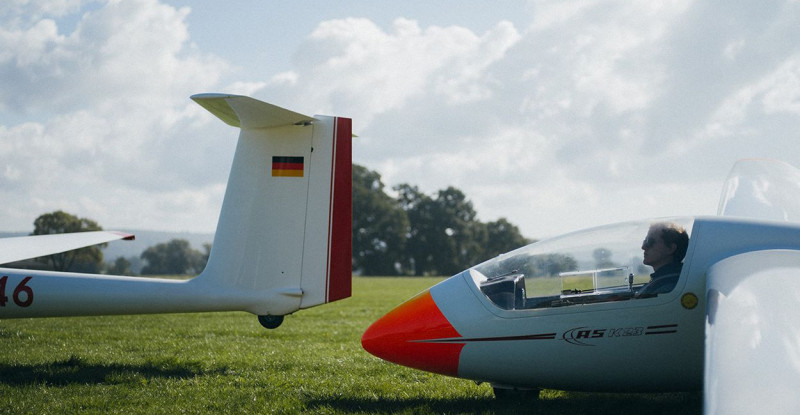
<box><xmin>1</xmin><ymin>0</ymin><xmax>799</xmax><ymax>240</ymax></box>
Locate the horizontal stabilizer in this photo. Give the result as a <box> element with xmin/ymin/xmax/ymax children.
<box><xmin>0</xmin><ymin>231</ymin><xmax>134</xmax><ymax>265</ymax></box>
<box><xmin>191</xmin><ymin>94</ymin><xmax>315</xmax><ymax>129</ymax></box>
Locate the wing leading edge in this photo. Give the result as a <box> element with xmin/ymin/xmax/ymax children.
<box><xmin>0</xmin><ymin>231</ymin><xmax>135</xmax><ymax>265</ymax></box>
<box><xmin>705</xmin><ymin>249</ymin><xmax>800</xmax><ymax>415</ymax></box>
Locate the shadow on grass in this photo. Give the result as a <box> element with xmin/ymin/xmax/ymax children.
<box><xmin>0</xmin><ymin>355</ymin><xmax>226</xmax><ymax>386</ymax></box>
<box><xmin>306</xmin><ymin>391</ymin><xmax>702</xmax><ymax>415</ymax></box>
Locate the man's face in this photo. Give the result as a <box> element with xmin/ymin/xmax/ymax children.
<box><xmin>641</xmin><ymin>228</ymin><xmax>676</xmax><ymax>271</ymax></box>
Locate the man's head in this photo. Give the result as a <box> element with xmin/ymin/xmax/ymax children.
<box><xmin>641</xmin><ymin>222</ymin><xmax>689</xmax><ymax>271</ymax></box>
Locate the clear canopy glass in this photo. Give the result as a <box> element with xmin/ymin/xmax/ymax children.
<box><xmin>470</xmin><ymin>218</ymin><xmax>695</xmax><ymax>310</ymax></box>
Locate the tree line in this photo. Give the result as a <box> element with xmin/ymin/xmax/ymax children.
<box><xmin>352</xmin><ymin>165</ymin><xmax>530</xmax><ymax>276</ymax></box>
<box><xmin>10</xmin><ymin>164</ymin><xmax>531</xmax><ymax>276</ymax></box>
<box><xmin>6</xmin><ymin>210</ymin><xmax>210</xmax><ymax>276</ymax></box>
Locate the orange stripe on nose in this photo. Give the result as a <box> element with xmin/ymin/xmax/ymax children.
<box><xmin>361</xmin><ymin>290</ymin><xmax>463</xmax><ymax>377</ymax></box>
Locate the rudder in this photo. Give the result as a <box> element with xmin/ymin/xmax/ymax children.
<box><xmin>301</xmin><ymin>116</ymin><xmax>352</xmax><ymax>308</ymax></box>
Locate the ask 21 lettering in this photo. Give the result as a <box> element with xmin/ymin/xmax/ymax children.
<box><xmin>0</xmin><ymin>276</ymin><xmax>34</xmax><ymax>307</ymax></box>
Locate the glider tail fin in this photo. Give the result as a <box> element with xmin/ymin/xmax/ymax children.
<box><xmin>192</xmin><ymin>94</ymin><xmax>352</xmax><ymax>317</ymax></box>
<box><xmin>0</xmin><ymin>94</ymin><xmax>350</xmax><ymax>323</ymax></box>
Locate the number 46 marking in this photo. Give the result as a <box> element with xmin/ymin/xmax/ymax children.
<box><xmin>0</xmin><ymin>276</ymin><xmax>34</xmax><ymax>307</ymax></box>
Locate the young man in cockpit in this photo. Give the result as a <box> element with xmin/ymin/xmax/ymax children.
<box><xmin>636</xmin><ymin>222</ymin><xmax>689</xmax><ymax>298</ymax></box>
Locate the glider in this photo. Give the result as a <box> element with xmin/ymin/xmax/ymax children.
<box><xmin>0</xmin><ymin>94</ymin><xmax>352</xmax><ymax>329</ymax></box>
<box><xmin>362</xmin><ymin>159</ymin><xmax>800</xmax><ymax>414</ymax></box>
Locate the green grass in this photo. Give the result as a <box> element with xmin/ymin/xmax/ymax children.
<box><xmin>0</xmin><ymin>277</ymin><xmax>700</xmax><ymax>414</ymax></box>
<box><xmin>528</xmin><ymin>274</ymin><xmax>652</xmax><ymax>296</ymax></box>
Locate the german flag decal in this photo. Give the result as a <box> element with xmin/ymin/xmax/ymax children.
<box><xmin>272</xmin><ymin>156</ymin><xmax>304</xmax><ymax>177</ymax></box>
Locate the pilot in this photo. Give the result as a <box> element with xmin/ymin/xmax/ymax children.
<box><xmin>636</xmin><ymin>222</ymin><xmax>689</xmax><ymax>298</ymax></box>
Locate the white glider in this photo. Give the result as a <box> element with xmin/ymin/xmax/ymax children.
<box><xmin>0</xmin><ymin>94</ymin><xmax>353</xmax><ymax>329</ymax></box>
<box><xmin>0</xmin><ymin>231</ymin><xmax>134</xmax><ymax>266</ymax></box>
<box><xmin>363</xmin><ymin>159</ymin><xmax>800</xmax><ymax>414</ymax></box>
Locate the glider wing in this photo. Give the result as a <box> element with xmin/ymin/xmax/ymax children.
<box><xmin>705</xmin><ymin>249</ymin><xmax>800</xmax><ymax>415</ymax></box>
<box><xmin>0</xmin><ymin>231</ymin><xmax>134</xmax><ymax>265</ymax></box>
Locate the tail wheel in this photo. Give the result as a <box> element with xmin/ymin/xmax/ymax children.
<box><xmin>258</xmin><ymin>315</ymin><xmax>284</xmax><ymax>329</ymax></box>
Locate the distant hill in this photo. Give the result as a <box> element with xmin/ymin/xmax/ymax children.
<box><xmin>0</xmin><ymin>230</ymin><xmax>214</xmax><ymax>264</ymax></box>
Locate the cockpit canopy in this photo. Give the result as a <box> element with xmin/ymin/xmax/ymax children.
<box><xmin>471</xmin><ymin>218</ymin><xmax>694</xmax><ymax>310</ymax></box>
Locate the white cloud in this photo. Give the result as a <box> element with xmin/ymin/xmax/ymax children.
<box><xmin>0</xmin><ymin>0</ymin><xmax>228</xmax><ymax>113</ymax></box>
<box><xmin>1</xmin><ymin>0</ymin><xmax>89</xmax><ymax>23</ymax></box>
<box><xmin>0</xmin><ymin>0</ymin><xmax>233</xmax><ymax>232</ymax></box>
<box><xmin>271</xmin><ymin>0</ymin><xmax>800</xmax><ymax>238</ymax></box>
<box><xmin>707</xmin><ymin>55</ymin><xmax>800</xmax><ymax>136</ymax></box>
<box><xmin>275</xmin><ymin>17</ymin><xmax>521</xmax><ymax>125</ymax></box>
<box><xmin>3</xmin><ymin>0</ymin><xmax>800</xmax><ymax>241</ymax></box>
<box><xmin>761</xmin><ymin>56</ymin><xmax>800</xmax><ymax>115</ymax></box>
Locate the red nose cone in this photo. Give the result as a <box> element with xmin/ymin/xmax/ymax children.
<box><xmin>362</xmin><ymin>290</ymin><xmax>464</xmax><ymax>377</ymax></box>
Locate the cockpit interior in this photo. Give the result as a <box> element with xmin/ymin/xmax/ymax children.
<box><xmin>471</xmin><ymin>218</ymin><xmax>695</xmax><ymax>310</ymax></box>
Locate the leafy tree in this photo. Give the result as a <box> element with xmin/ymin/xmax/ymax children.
<box><xmin>398</xmin><ymin>185</ymin><xmax>487</xmax><ymax>276</ymax></box>
<box><xmin>433</xmin><ymin>187</ymin><xmax>488</xmax><ymax>275</ymax></box>
<box><xmin>593</xmin><ymin>247</ymin><xmax>616</xmax><ymax>268</ymax></box>
<box><xmin>395</xmin><ymin>184</ymin><xmax>434</xmax><ymax>275</ymax></box>
<box><xmin>201</xmin><ymin>243</ymin><xmax>212</xmax><ymax>266</ymax></box>
<box><xmin>32</xmin><ymin>210</ymin><xmax>105</xmax><ymax>272</ymax></box>
<box><xmin>108</xmin><ymin>256</ymin><xmax>133</xmax><ymax>276</ymax></box>
<box><xmin>482</xmin><ymin>218</ymin><xmax>531</xmax><ymax>262</ymax></box>
<box><xmin>352</xmin><ymin>165</ymin><xmax>409</xmax><ymax>275</ymax></box>
<box><xmin>351</xmin><ymin>165</ymin><xmax>533</xmax><ymax>277</ymax></box>
<box><xmin>140</xmin><ymin>239</ymin><xmax>206</xmax><ymax>275</ymax></box>
<box><xmin>534</xmin><ymin>253</ymin><xmax>578</xmax><ymax>276</ymax></box>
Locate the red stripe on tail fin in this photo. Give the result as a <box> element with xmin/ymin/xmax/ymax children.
<box><xmin>326</xmin><ymin>117</ymin><xmax>352</xmax><ymax>302</ymax></box>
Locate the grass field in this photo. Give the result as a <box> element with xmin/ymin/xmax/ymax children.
<box><xmin>0</xmin><ymin>276</ymin><xmax>700</xmax><ymax>414</ymax></box>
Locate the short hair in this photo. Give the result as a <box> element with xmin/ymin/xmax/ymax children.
<box><xmin>651</xmin><ymin>222</ymin><xmax>689</xmax><ymax>263</ymax></box>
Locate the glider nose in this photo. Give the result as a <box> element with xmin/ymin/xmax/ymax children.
<box><xmin>361</xmin><ymin>290</ymin><xmax>464</xmax><ymax>377</ymax></box>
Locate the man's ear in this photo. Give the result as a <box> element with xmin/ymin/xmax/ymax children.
<box><xmin>667</xmin><ymin>243</ymin><xmax>677</xmax><ymax>255</ymax></box>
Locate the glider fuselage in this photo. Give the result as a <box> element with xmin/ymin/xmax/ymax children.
<box><xmin>362</xmin><ymin>216</ymin><xmax>800</xmax><ymax>392</ymax></box>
